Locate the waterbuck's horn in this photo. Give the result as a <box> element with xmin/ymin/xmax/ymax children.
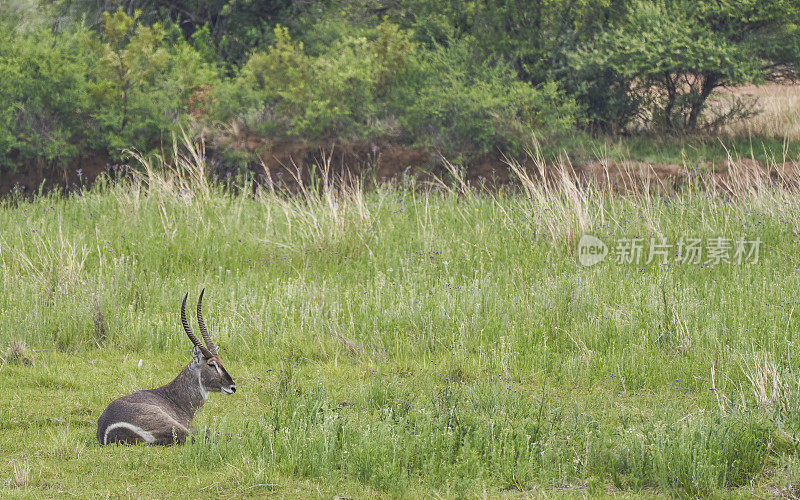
<box><xmin>182</xmin><ymin>293</ymin><xmax>212</xmax><ymax>358</ymax></box>
<box><xmin>196</xmin><ymin>288</ymin><xmax>218</xmax><ymax>354</ymax></box>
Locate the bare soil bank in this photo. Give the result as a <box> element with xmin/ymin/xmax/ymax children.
<box><xmin>0</xmin><ymin>152</ymin><xmax>110</xmax><ymax>196</ymax></box>
<box><xmin>2</xmin><ymin>141</ymin><xmax>797</xmax><ymax>196</ymax></box>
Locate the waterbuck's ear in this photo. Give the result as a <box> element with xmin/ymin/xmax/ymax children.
<box><xmin>191</xmin><ymin>346</ymin><xmax>205</xmax><ymax>366</ymax></box>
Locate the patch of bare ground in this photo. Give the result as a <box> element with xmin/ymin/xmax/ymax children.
<box><xmin>576</xmin><ymin>159</ymin><xmax>689</xmax><ymax>193</ymax></box>
<box><xmin>709</xmin><ymin>157</ymin><xmax>800</xmax><ymax>193</ymax></box>
<box><xmin>256</xmin><ymin>140</ymin><xmax>436</xmax><ymax>185</ymax></box>
<box><xmin>0</xmin><ymin>151</ymin><xmax>110</xmax><ymax>196</ymax></box>
<box><xmin>200</xmin><ymin>132</ymin><xmax>800</xmax><ymax>193</ymax></box>
<box><xmin>572</xmin><ymin>157</ymin><xmax>800</xmax><ymax>194</ymax></box>
<box><xmin>2</xmin><ymin>136</ymin><xmax>799</xmax><ymax>196</ymax></box>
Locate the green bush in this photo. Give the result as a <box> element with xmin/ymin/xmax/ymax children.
<box><xmin>381</xmin><ymin>0</ymin><xmax>632</xmax><ymax>133</ymax></box>
<box><xmin>214</xmin><ymin>23</ymin><xmax>412</xmax><ymax>140</ymax></box>
<box><xmin>574</xmin><ymin>0</ymin><xmax>800</xmax><ymax>132</ymax></box>
<box><xmin>392</xmin><ymin>38</ymin><xmax>578</xmax><ymax>155</ymax></box>
<box><xmin>213</xmin><ymin>24</ymin><xmax>577</xmax><ymax>157</ymax></box>
<box><xmin>86</xmin><ymin>9</ymin><xmax>220</xmax><ymax>155</ymax></box>
<box><xmin>0</xmin><ymin>25</ymin><xmax>94</xmax><ymax>171</ymax></box>
<box><xmin>47</xmin><ymin>0</ymin><xmax>317</xmax><ymax>66</ymax></box>
<box><xmin>4</xmin><ymin>0</ymin><xmax>799</xmax><ymax>174</ymax></box>
<box><xmin>0</xmin><ymin>10</ymin><xmax>220</xmax><ymax>174</ymax></box>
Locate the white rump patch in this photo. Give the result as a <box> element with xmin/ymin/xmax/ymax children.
<box><xmin>104</xmin><ymin>422</ymin><xmax>156</xmax><ymax>445</ymax></box>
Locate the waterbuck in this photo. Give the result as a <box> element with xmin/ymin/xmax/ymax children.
<box><xmin>97</xmin><ymin>290</ymin><xmax>236</xmax><ymax>445</ymax></box>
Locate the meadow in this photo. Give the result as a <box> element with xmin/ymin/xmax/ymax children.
<box><xmin>2</xmin><ymin>142</ymin><xmax>800</xmax><ymax>498</ymax></box>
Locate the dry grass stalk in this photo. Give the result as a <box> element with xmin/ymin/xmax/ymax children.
<box><xmin>503</xmin><ymin>145</ymin><xmax>605</xmax><ymax>245</ymax></box>
<box><xmin>436</xmin><ymin>157</ymin><xmax>471</xmax><ymax>196</ymax></box>
<box><xmin>124</xmin><ymin>129</ymin><xmax>211</xmax><ymax>204</ymax></box>
<box><xmin>13</xmin><ymin>222</ymin><xmax>88</xmax><ymax>290</ymax></box>
<box><xmin>11</xmin><ymin>454</ymin><xmax>30</xmax><ymax>488</ymax></box>
<box><xmin>329</xmin><ymin>324</ymin><xmax>365</xmax><ymax>358</ymax></box>
<box><xmin>741</xmin><ymin>351</ymin><xmax>799</xmax><ymax>412</ymax></box>
<box><xmin>5</xmin><ymin>340</ymin><xmax>33</xmax><ymax>366</ymax></box>
<box><xmin>93</xmin><ymin>293</ymin><xmax>106</xmax><ymax>347</ymax></box>
<box><xmin>257</xmin><ymin>148</ymin><xmax>374</xmax><ymax>247</ymax></box>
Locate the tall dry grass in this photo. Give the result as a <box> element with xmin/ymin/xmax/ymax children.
<box><xmin>118</xmin><ymin>134</ymin><xmax>379</xmax><ymax>253</ymax></box>
<box><xmin>257</xmin><ymin>149</ymin><xmax>376</xmax><ymax>247</ymax></box>
<box><xmin>717</xmin><ymin>83</ymin><xmax>800</xmax><ymax>140</ymax></box>
<box><xmin>124</xmin><ymin>129</ymin><xmax>212</xmax><ymax>203</ymax></box>
<box><xmin>502</xmin><ymin>148</ymin><xmax>605</xmax><ymax>245</ymax></box>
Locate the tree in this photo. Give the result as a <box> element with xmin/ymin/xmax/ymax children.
<box><xmin>376</xmin><ymin>0</ymin><xmax>633</xmax><ymax>131</ymax></box>
<box><xmin>86</xmin><ymin>9</ymin><xmax>220</xmax><ymax>152</ymax></box>
<box><xmin>575</xmin><ymin>0</ymin><xmax>800</xmax><ymax>132</ymax></box>
<box><xmin>0</xmin><ymin>24</ymin><xmax>94</xmax><ymax>172</ymax></box>
<box><xmin>44</xmin><ymin>0</ymin><xmax>322</xmax><ymax>65</ymax></box>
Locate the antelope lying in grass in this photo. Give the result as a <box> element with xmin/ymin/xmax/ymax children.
<box><xmin>97</xmin><ymin>290</ymin><xmax>236</xmax><ymax>445</ymax></box>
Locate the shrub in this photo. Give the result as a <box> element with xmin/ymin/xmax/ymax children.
<box><xmin>215</xmin><ymin>23</ymin><xmax>413</xmax><ymax>141</ymax></box>
<box><xmin>0</xmin><ymin>25</ymin><xmax>95</xmax><ymax>172</ymax></box>
<box><xmin>0</xmin><ymin>10</ymin><xmax>221</xmax><ymax>174</ymax></box>
<box><xmin>392</xmin><ymin>38</ymin><xmax>578</xmax><ymax>156</ymax></box>
<box><xmin>213</xmin><ymin>25</ymin><xmax>577</xmax><ymax>158</ymax></box>
<box><xmin>86</xmin><ymin>9</ymin><xmax>220</xmax><ymax>155</ymax></box>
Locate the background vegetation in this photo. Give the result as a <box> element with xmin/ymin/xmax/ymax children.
<box><xmin>1</xmin><ymin>0</ymin><xmax>799</xmax><ymax>174</ymax></box>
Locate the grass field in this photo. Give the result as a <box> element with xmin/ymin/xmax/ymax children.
<box><xmin>2</xmin><ymin>146</ymin><xmax>800</xmax><ymax>498</ymax></box>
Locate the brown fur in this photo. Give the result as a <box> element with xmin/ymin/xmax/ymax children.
<box><xmin>97</xmin><ymin>347</ymin><xmax>235</xmax><ymax>445</ymax></box>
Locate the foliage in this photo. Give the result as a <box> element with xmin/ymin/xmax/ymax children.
<box><xmin>43</xmin><ymin>0</ymin><xmax>319</xmax><ymax>65</ymax></box>
<box><xmin>384</xmin><ymin>0</ymin><xmax>623</xmax><ymax>79</ymax></box>
<box><xmin>86</xmin><ymin>9</ymin><xmax>220</xmax><ymax>154</ymax></box>
<box><xmin>213</xmin><ymin>24</ymin><xmax>575</xmax><ymax>156</ymax></box>
<box><xmin>1</xmin><ymin>0</ymin><xmax>800</xmax><ymax>174</ymax></box>
<box><xmin>575</xmin><ymin>0</ymin><xmax>800</xmax><ymax>132</ymax></box>
<box><xmin>0</xmin><ymin>9</ymin><xmax>219</xmax><ymax>172</ymax></box>
<box><xmin>0</xmin><ymin>0</ymin><xmax>53</xmax><ymax>29</ymax></box>
<box><xmin>0</xmin><ymin>24</ymin><xmax>94</xmax><ymax>171</ymax></box>
<box><xmin>381</xmin><ymin>0</ymin><xmax>634</xmax><ymax>132</ymax></box>
<box><xmin>392</xmin><ymin>38</ymin><xmax>578</xmax><ymax>154</ymax></box>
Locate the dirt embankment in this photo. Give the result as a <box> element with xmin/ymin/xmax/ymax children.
<box><xmin>574</xmin><ymin>158</ymin><xmax>800</xmax><ymax>193</ymax></box>
<box><xmin>256</xmin><ymin>141</ymin><xmax>438</xmax><ymax>184</ymax></box>
<box><xmin>0</xmin><ymin>152</ymin><xmax>110</xmax><ymax>196</ymax></box>
<box><xmin>2</xmin><ymin>141</ymin><xmax>798</xmax><ymax>196</ymax></box>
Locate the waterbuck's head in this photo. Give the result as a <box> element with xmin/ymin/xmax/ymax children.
<box><xmin>181</xmin><ymin>290</ymin><xmax>236</xmax><ymax>395</ymax></box>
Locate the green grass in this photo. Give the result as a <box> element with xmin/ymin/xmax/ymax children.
<box><xmin>2</xmin><ymin>157</ymin><xmax>800</xmax><ymax>497</ymax></box>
